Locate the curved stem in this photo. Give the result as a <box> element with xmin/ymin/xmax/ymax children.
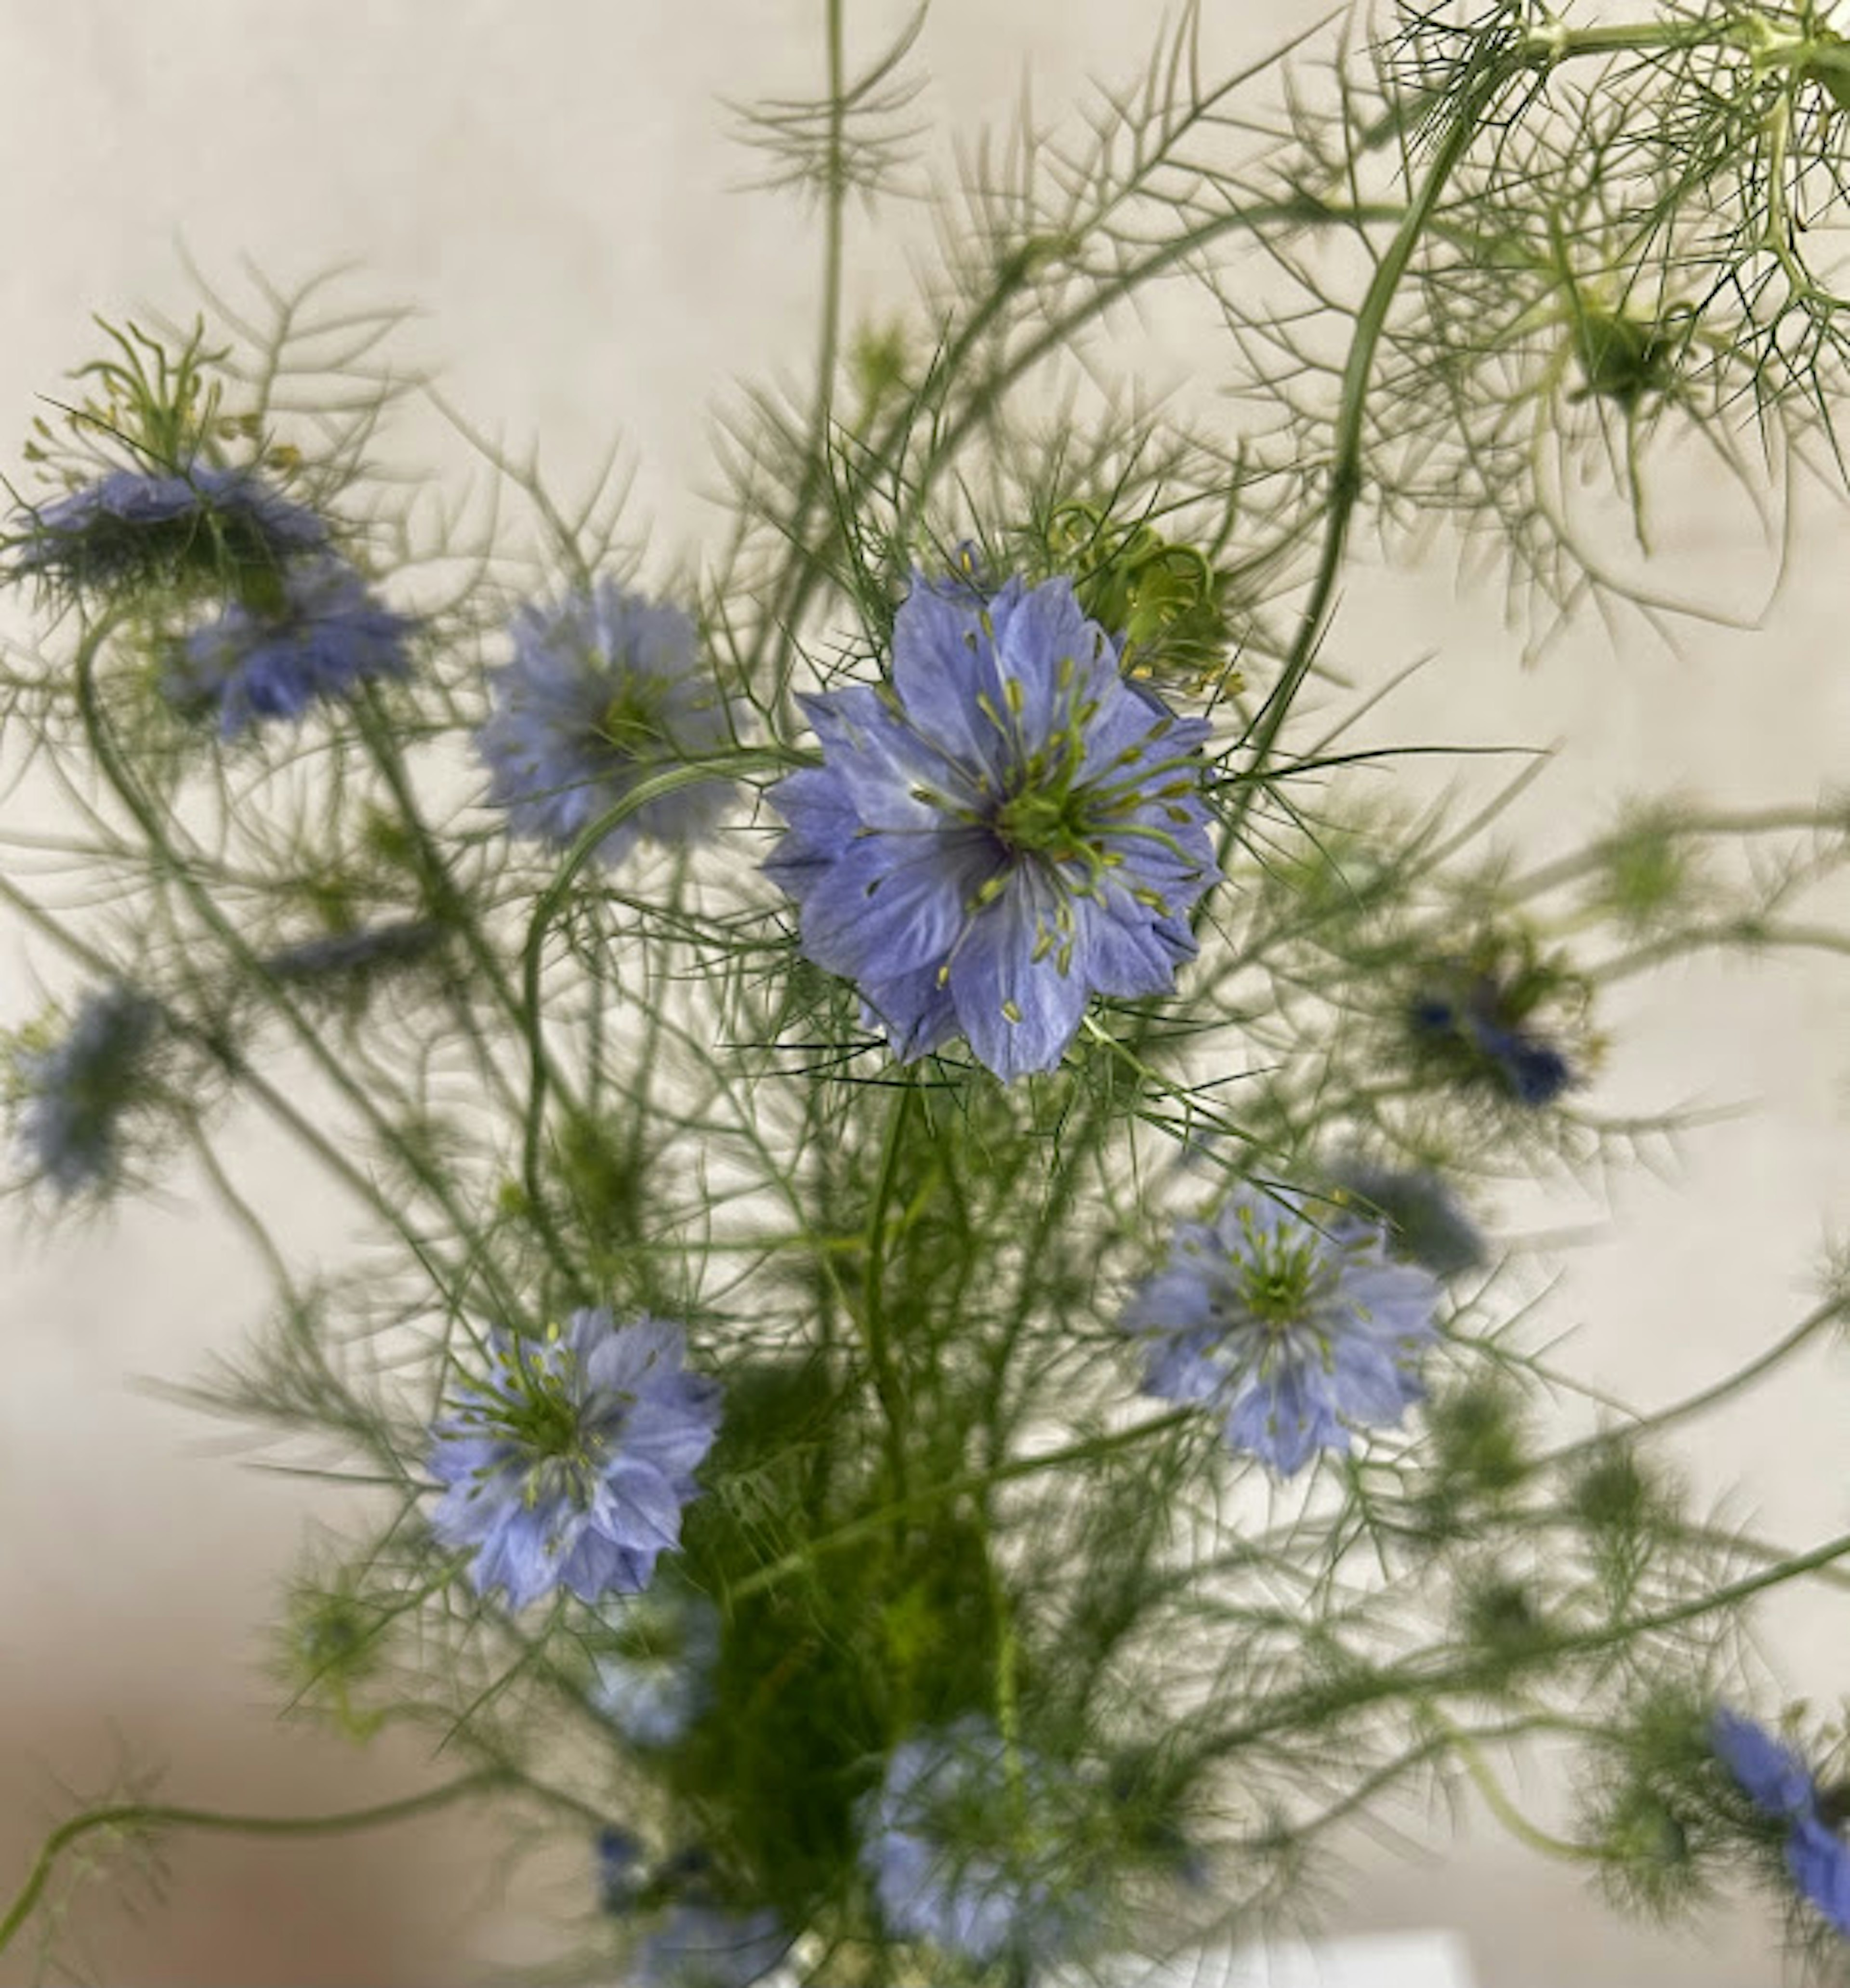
<box><xmin>0</xmin><ymin>1771</ymin><xmax>510</xmax><ymax>1955</ymax></box>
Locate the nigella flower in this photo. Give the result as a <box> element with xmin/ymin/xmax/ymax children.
<box><xmin>259</xmin><ymin>918</ymin><xmax>443</xmax><ymax>987</ymax></box>
<box><xmin>427</xmin><ymin>1311</ymin><xmax>721</xmax><ymax>1612</ymax></box>
<box><xmin>592</xmin><ymin>1586</ymin><xmax>722</xmax><ymax>1748</ymax></box>
<box><xmin>859</xmin><ymin>1714</ymin><xmax>1093</xmax><ymax>1965</ymax></box>
<box><xmin>634</xmin><ymin>1904</ymin><xmax>789</xmax><ymax>1988</ymax></box>
<box><xmin>1120</xmin><ymin>1188</ymin><xmax>1444</xmax><ymax>1475</ymax></box>
<box><xmin>766</xmin><ymin>571</ymin><xmax>1217</xmax><ymax>1082</ymax></box>
<box><xmin>1329</xmin><ymin>1160</ymin><xmax>1486</xmax><ymax>1279</ymax></box>
<box><xmin>7</xmin><ymin>986</ymin><xmax>160</xmax><ymax>1197</ymax></box>
<box><xmin>1411</xmin><ymin>979</ymin><xmax>1572</xmax><ymax>1107</ymax></box>
<box><xmin>597</xmin><ymin>1826</ymin><xmax>647</xmax><ymax>1915</ymax></box>
<box><xmin>476</xmin><ymin>580</ymin><xmax>733</xmax><ymax>863</ymax></box>
<box><xmin>1712</xmin><ymin>1710</ymin><xmax>1850</xmax><ymax>1934</ymax></box>
<box><xmin>162</xmin><ymin>556</ymin><xmax>416</xmax><ymax>737</ymax></box>
<box><xmin>7</xmin><ymin>464</ymin><xmax>327</xmax><ymax>593</ymax></box>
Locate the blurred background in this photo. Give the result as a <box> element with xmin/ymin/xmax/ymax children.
<box><xmin>1</xmin><ymin>2</ymin><xmax>1848</xmax><ymax>1982</ymax></box>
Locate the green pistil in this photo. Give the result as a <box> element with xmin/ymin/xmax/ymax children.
<box><xmin>595</xmin><ymin>680</ymin><xmax>666</xmax><ymax>758</ymax></box>
<box><xmin>1232</xmin><ymin>1224</ymin><xmax>1323</xmax><ymax>1333</ymax></box>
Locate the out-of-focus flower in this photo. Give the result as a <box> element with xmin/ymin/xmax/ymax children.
<box><xmin>766</xmin><ymin>570</ymin><xmax>1216</xmax><ymax>1081</ymax></box>
<box><xmin>859</xmin><ymin>1714</ymin><xmax>1092</xmax><ymax>1965</ymax></box>
<box><xmin>1712</xmin><ymin>1709</ymin><xmax>1850</xmax><ymax>1934</ymax></box>
<box><xmin>476</xmin><ymin>580</ymin><xmax>733</xmax><ymax>863</ymax></box>
<box><xmin>6</xmin><ymin>986</ymin><xmax>160</xmax><ymax>1197</ymax></box>
<box><xmin>1121</xmin><ymin>1187</ymin><xmax>1444</xmax><ymax>1475</ymax></box>
<box><xmin>592</xmin><ymin>1586</ymin><xmax>721</xmax><ymax>1748</ymax></box>
<box><xmin>1410</xmin><ymin>977</ymin><xmax>1573</xmax><ymax>1107</ymax></box>
<box><xmin>427</xmin><ymin>1311</ymin><xmax>721</xmax><ymax>1611</ymax></box>
<box><xmin>1329</xmin><ymin>1160</ymin><xmax>1486</xmax><ymax>1279</ymax></box>
<box><xmin>633</xmin><ymin>1903</ymin><xmax>788</xmax><ymax>1988</ymax></box>
<box><xmin>162</xmin><ymin>556</ymin><xmax>415</xmax><ymax>736</ymax></box>
<box><xmin>7</xmin><ymin>464</ymin><xmax>326</xmax><ymax>593</ymax></box>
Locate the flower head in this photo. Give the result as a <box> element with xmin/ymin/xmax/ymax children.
<box><xmin>476</xmin><ymin>580</ymin><xmax>732</xmax><ymax>863</ymax></box>
<box><xmin>6</xmin><ymin>986</ymin><xmax>160</xmax><ymax>1197</ymax></box>
<box><xmin>1410</xmin><ymin>973</ymin><xmax>1573</xmax><ymax>1107</ymax></box>
<box><xmin>1329</xmin><ymin>1160</ymin><xmax>1486</xmax><ymax>1279</ymax></box>
<box><xmin>1712</xmin><ymin>1709</ymin><xmax>1850</xmax><ymax>1935</ymax></box>
<box><xmin>859</xmin><ymin>1714</ymin><xmax>1093</xmax><ymax>1965</ymax></box>
<box><xmin>766</xmin><ymin>571</ymin><xmax>1216</xmax><ymax>1082</ymax></box>
<box><xmin>7</xmin><ymin>464</ymin><xmax>327</xmax><ymax>594</ymax></box>
<box><xmin>427</xmin><ymin>1311</ymin><xmax>721</xmax><ymax>1611</ymax></box>
<box><xmin>634</xmin><ymin>1904</ymin><xmax>788</xmax><ymax>1988</ymax></box>
<box><xmin>1121</xmin><ymin>1188</ymin><xmax>1444</xmax><ymax>1475</ymax></box>
<box><xmin>161</xmin><ymin>556</ymin><xmax>415</xmax><ymax>736</ymax></box>
<box><xmin>592</xmin><ymin>1585</ymin><xmax>721</xmax><ymax>1748</ymax></box>
<box><xmin>597</xmin><ymin>1826</ymin><xmax>648</xmax><ymax>1915</ymax></box>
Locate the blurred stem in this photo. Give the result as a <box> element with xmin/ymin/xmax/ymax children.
<box><xmin>71</xmin><ymin>626</ymin><xmax>521</xmax><ymax>1320</ymax></box>
<box><xmin>1537</xmin><ymin>1292</ymin><xmax>1850</xmax><ymax>1472</ymax></box>
<box><xmin>862</xmin><ymin>1076</ymin><xmax>916</xmax><ymax>1508</ymax></box>
<box><xmin>0</xmin><ymin>1771</ymin><xmax>512</xmax><ymax>1956</ymax></box>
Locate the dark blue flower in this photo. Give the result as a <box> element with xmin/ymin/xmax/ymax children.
<box><xmin>162</xmin><ymin>556</ymin><xmax>415</xmax><ymax>736</ymax></box>
<box><xmin>1121</xmin><ymin>1188</ymin><xmax>1444</xmax><ymax>1475</ymax></box>
<box><xmin>592</xmin><ymin>1586</ymin><xmax>721</xmax><ymax>1748</ymax></box>
<box><xmin>859</xmin><ymin>1714</ymin><xmax>1092</xmax><ymax>1965</ymax></box>
<box><xmin>634</xmin><ymin>1904</ymin><xmax>788</xmax><ymax>1988</ymax></box>
<box><xmin>7</xmin><ymin>986</ymin><xmax>159</xmax><ymax>1197</ymax></box>
<box><xmin>259</xmin><ymin>918</ymin><xmax>442</xmax><ymax>985</ymax></box>
<box><xmin>1411</xmin><ymin>983</ymin><xmax>1572</xmax><ymax>1106</ymax></box>
<box><xmin>8</xmin><ymin>464</ymin><xmax>327</xmax><ymax>592</ymax></box>
<box><xmin>1329</xmin><ymin>1160</ymin><xmax>1486</xmax><ymax>1279</ymax></box>
<box><xmin>597</xmin><ymin>1826</ymin><xmax>648</xmax><ymax>1915</ymax></box>
<box><xmin>1712</xmin><ymin>1710</ymin><xmax>1850</xmax><ymax>1934</ymax></box>
<box><xmin>427</xmin><ymin>1311</ymin><xmax>721</xmax><ymax>1612</ymax></box>
<box><xmin>476</xmin><ymin>580</ymin><xmax>733</xmax><ymax>863</ymax></box>
<box><xmin>766</xmin><ymin>571</ymin><xmax>1217</xmax><ymax>1082</ymax></box>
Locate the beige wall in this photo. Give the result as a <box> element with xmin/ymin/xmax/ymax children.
<box><xmin>1</xmin><ymin>4</ymin><xmax>1845</xmax><ymax>1983</ymax></box>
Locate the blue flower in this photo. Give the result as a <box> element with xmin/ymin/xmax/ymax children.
<box><xmin>1121</xmin><ymin>1188</ymin><xmax>1444</xmax><ymax>1475</ymax></box>
<box><xmin>8</xmin><ymin>464</ymin><xmax>327</xmax><ymax>592</ymax></box>
<box><xmin>859</xmin><ymin>1714</ymin><xmax>1091</xmax><ymax>1965</ymax></box>
<box><xmin>7</xmin><ymin>986</ymin><xmax>159</xmax><ymax>1197</ymax></box>
<box><xmin>1329</xmin><ymin>1160</ymin><xmax>1486</xmax><ymax>1279</ymax></box>
<box><xmin>162</xmin><ymin>556</ymin><xmax>415</xmax><ymax>736</ymax></box>
<box><xmin>258</xmin><ymin>918</ymin><xmax>443</xmax><ymax>986</ymax></box>
<box><xmin>1712</xmin><ymin>1710</ymin><xmax>1850</xmax><ymax>1935</ymax></box>
<box><xmin>597</xmin><ymin>1826</ymin><xmax>648</xmax><ymax>1915</ymax></box>
<box><xmin>476</xmin><ymin>580</ymin><xmax>732</xmax><ymax>863</ymax></box>
<box><xmin>1411</xmin><ymin>982</ymin><xmax>1572</xmax><ymax>1107</ymax></box>
<box><xmin>634</xmin><ymin>1904</ymin><xmax>788</xmax><ymax>1988</ymax></box>
<box><xmin>766</xmin><ymin>571</ymin><xmax>1217</xmax><ymax>1082</ymax></box>
<box><xmin>592</xmin><ymin>1586</ymin><xmax>721</xmax><ymax>1748</ymax></box>
<box><xmin>427</xmin><ymin>1312</ymin><xmax>721</xmax><ymax>1612</ymax></box>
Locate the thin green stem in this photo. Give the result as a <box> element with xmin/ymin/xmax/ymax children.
<box><xmin>0</xmin><ymin>1772</ymin><xmax>510</xmax><ymax>1955</ymax></box>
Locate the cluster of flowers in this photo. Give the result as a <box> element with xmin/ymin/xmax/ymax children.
<box><xmin>40</xmin><ymin>466</ymin><xmax>1843</xmax><ymax>1975</ymax></box>
<box><xmin>9</xmin><ymin>464</ymin><xmax>416</xmax><ymax>736</ymax></box>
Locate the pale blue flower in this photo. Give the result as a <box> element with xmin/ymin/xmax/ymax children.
<box><xmin>7</xmin><ymin>463</ymin><xmax>327</xmax><ymax>593</ymax></box>
<box><xmin>477</xmin><ymin>580</ymin><xmax>732</xmax><ymax>863</ymax></box>
<box><xmin>164</xmin><ymin>556</ymin><xmax>415</xmax><ymax>736</ymax></box>
<box><xmin>8</xmin><ymin>986</ymin><xmax>159</xmax><ymax>1197</ymax></box>
<box><xmin>859</xmin><ymin>1714</ymin><xmax>1091</xmax><ymax>1965</ymax></box>
<box><xmin>766</xmin><ymin>570</ymin><xmax>1217</xmax><ymax>1082</ymax></box>
<box><xmin>634</xmin><ymin>1904</ymin><xmax>788</xmax><ymax>1988</ymax></box>
<box><xmin>428</xmin><ymin>1312</ymin><xmax>721</xmax><ymax>1612</ymax></box>
<box><xmin>593</xmin><ymin>1587</ymin><xmax>721</xmax><ymax>1748</ymax></box>
<box><xmin>1121</xmin><ymin>1188</ymin><xmax>1444</xmax><ymax>1475</ymax></box>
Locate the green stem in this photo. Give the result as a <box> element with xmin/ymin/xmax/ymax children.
<box><xmin>0</xmin><ymin>1772</ymin><xmax>510</xmax><ymax>1954</ymax></box>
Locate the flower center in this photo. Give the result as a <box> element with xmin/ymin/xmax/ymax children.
<box><xmin>1227</xmin><ymin>1219</ymin><xmax>1326</xmax><ymax>1334</ymax></box>
<box><xmin>993</xmin><ymin>779</ymin><xmax>1090</xmax><ymax>864</ymax></box>
<box><xmin>595</xmin><ymin>679</ymin><xmax>667</xmax><ymax>759</ymax></box>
